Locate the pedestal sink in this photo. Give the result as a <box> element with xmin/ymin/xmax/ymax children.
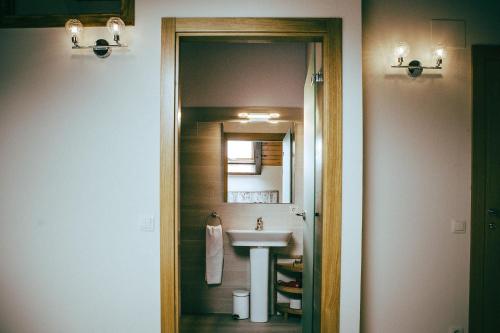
<box><xmin>226</xmin><ymin>230</ymin><xmax>292</xmax><ymax>322</ymax></box>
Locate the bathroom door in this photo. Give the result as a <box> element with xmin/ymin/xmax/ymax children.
<box><xmin>470</xmin><ymin>45</ymin><xmax>500</xmax><ymax>333</ymax></box>
<box><xmin>312</xmin><ymin>43</ymin><xmax>323</xmax><ymax>333</ymax></box>
<box><xmin>303</xmin><ymin>42</ymin><xmax>322</xmax><ymax>333</ymax></box>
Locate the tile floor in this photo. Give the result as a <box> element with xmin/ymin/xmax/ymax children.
<box><xmin>180</xmin><ymin>314</ymin><xmax>302</xmax><ymax>333</ymax></box>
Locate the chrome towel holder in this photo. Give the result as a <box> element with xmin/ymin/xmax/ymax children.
<box><xmin>206</xmin><ymin>211</ymin><xmax>222</xmax><ymax>227</ymax></box>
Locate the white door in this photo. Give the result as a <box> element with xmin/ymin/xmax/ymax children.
<box><xmin>281</xmin><ymin>129</ymin><xmax>292</xmax><ymax>203</ymax></box>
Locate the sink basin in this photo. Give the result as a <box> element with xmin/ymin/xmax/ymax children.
<box><xmin>225</xmin><ymin>229</ymin><xmax>293</xmax><ymax>322</ymax></box>
<box><xmin>226</xmin><ymin>229</ymin><xmax>292</xmax><ymax>247</ymax></box>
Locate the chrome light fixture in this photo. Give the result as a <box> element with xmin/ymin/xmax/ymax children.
<box><xmin>65</xmin><ymin>17</ymin><xmax>127</xmax><ymax>58</ymax></box>
<box><xmin>391</xmin><ymin>42</ymin><xmax>446</xmax><ymax>77</ymax></box>
<box><xmin>238</xmin><ymin>112</ymin><xmax>280</xmax><ymax>123</ymax></box>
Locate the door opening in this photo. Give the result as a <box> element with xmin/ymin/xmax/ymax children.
<box><xmin>160</xmin><ymin>18</ymin><xmax>342</xmax><ymax>333</ymax></box>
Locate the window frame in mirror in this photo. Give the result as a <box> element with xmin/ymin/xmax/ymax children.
<box><xmin>226</xmin><ymin>140</ymin><xmax>262</xmax><ymax>176</ymax></box>
<box><xmin>223</xmin><ymin>131</ymin><xmax>294</xmax><ymax>204</ymax></box>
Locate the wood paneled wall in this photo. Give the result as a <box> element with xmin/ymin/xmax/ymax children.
<box><xmin>262</xmin><ymin>142</ymin><xmax>283</xmax><ymax>166</ymax></box>
<box><xmin>180</xmin><ymin>120</ymin><xmax>303</xmax><ymax>314</ymax></box>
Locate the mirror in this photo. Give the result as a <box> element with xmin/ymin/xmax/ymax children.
<box><xmin>223</xmin><ymin>122</ymin><xmax>294</xmax><ymax>204</ymax></box>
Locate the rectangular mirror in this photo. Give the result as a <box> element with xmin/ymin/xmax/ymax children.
<box><xmin>223</xmin><ymin>122</ymin><xmax>295</xmax><ymax>204</ymax></box>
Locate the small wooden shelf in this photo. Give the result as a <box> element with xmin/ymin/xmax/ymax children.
<box><xmin>277</xmin><ymin>303</ymin><xmax>303</xmax><ymax>319</ymax></box>
<box><xmin>277</xmin><ymin>262</ymin><xmax>303</xmax><ymax>273</ymax></box>
<box><xmin>276</xmin><ymin>284</ymin><xmax>303</xmax><ymax>294</ymax></box>
<box><xmin>273</xmin><ymin>254</ymin><xmax>303</xmax><ymax>321</ymax></box>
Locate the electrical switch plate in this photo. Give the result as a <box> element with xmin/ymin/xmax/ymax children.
<box><xmin>451</xmin><ymin>220</ymin><xmax>466</xmax><ymax>234</ymax></box>
<box><xmin>449</xmin><ymin>327</ymin><xmax>464</xmax><ymax>333</ymax></box>
<box><xmin>141</xmin><ymin>216</ymin><xmax>155</xmax><ymax>232</ymax></box>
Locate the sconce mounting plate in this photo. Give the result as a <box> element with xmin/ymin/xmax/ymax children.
<box><xmin>93</xmin><ymin>39</ymin><xmax>111</xmax><ymax>58</ymax></box>
<box><xmin>407</xmin><ymin>60</ymin><xmax>423</xmax><ymax>77</ymax></box>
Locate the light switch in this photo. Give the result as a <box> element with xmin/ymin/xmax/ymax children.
<box><xmin>451</xmin><ymin>220</ymin><xmax>466</xmax><ymax>234</ymax></box>
<box><xmin>141</xmin><ymin>216</ymin><xmax>155</xmax><ymax>232</ymax></box>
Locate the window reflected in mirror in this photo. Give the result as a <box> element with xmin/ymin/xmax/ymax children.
<box><xmin>223</xmin><ymin>122</ymin><xmax>294</xmax><ymax>204</ymax></box>
<box><xmin>227</xmin><ymin>140</ymin><xmax>259</xmax><ymax>174</ymax></box>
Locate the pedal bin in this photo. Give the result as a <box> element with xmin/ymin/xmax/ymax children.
<box><xmin>232</xmin><ymin>289</ymin><xmax>249</xmax><ymax>320</ymax></box>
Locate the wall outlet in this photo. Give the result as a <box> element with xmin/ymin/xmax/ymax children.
<box><xmin>141</xmin><ymin>216</ymin><xmax>155</xmax><ymax>232</ymax></box>
<box><xmin>449</xmin><ymin>327</ymin><xmax>464</xmax><ymax>333</ymax></box>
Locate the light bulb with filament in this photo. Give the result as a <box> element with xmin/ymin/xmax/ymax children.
<box><xmin>106</xmin><ymin>17</ymin><xmax>125</xmax><ymax>43</ymax></box>
<box><xmin>65</xmin><ymin>19</ymin><xmax>83</xmax><ymax>45</ymax></box>
<box><xmin>432</xmin><ymin>44</ymin><xmax>447</xmax><ymax>67</ymax></box>
<box><xmin>394</xmin><ymin>42</ymin><xmax>410</xmax><ymax>65</ymax></box>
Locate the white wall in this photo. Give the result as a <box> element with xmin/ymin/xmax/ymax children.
<box><xmin>362</xmin><ymin>0</ymin><xmax>500</xmax><ymax>332</ymax></box>
<box><xmin>228</xmin><ymin>166</ymin><xmax>283</xmax><ymax>194</ymax></box>
<box><xmin>0</xmin><ymin>1</ymin><xmax>362</xmax><ymax>332</ymax></box>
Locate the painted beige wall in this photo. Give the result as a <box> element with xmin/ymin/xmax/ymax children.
<box><xmin>362</xmin><ymin>0</ymin><xmax>500</xmax><ymax>332</ymax></box>
<box><xmin>180</xmin><ymin>42</ymin><xmax>307</xmax><ymax>107</ymax></box>
<box><xmin>0</xmin><ymin>1</ymin><xmax>362</xmax><ymax>332</ymax></box>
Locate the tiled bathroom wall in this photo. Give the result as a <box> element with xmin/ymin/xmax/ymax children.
<box><xmin>180</xmin><ymin>120</ymin><xmax>304</xmax><ymax>314</ymax></box>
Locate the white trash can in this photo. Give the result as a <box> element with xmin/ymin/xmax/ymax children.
<box><xmin>232</xmin><ymin>289</ymin><xmax>249</xmax><ymax>320</ymax></box>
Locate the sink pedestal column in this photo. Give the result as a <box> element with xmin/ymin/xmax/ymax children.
<box><xmin>250</xmin><ymin>247</ymin><xmax>269</xmax><ymax>322</ymax></box>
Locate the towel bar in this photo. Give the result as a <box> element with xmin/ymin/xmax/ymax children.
<box><xmin>206</xmin><ymin>211</ymin><xmax>222</xmax><ymax>227</ymax></box>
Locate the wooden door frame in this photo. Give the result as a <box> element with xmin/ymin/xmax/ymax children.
<box><xmin>160</xmin><ymin>18</ymin><xmax>343</xmax><ymax>333</ymax></box>
<box><xmin>469</xmin><ymin>45</ymin><xmax>500</xmax><ymax>333</ymax></box>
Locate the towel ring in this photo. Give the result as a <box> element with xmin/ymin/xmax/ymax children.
<box><xmin>206</xmin><ymin>211</ymin><xmax>222</xmax><ymax>227</ymax></box>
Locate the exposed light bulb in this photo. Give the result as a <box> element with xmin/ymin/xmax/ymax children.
<box><xmin>65</xmin><ymin>19</ymin><xmax>83</xmax><ymax>44</ymax></box>
<box><xmin>394</xmin><ymin>43</ymin><xmax>409</xmax><ymax>57</ymax></box>
<box><xmin>394</xmin><ymin>42</ymin><xmax>410</xmax><ymax>65</ymax></box>
<box><xmin>432</xmin><ymin>44</ymin><xmax>447</xmax><ymax>66</ymax></box>
<box><xmin>106</xmin><ymin>17</ymin><xmax>125</xmax><ymax>42</ymax></box>
<box><xmin>269</xmin><ymin>113</ymin><xmax>280</xmax><ymax>118</ymax></box>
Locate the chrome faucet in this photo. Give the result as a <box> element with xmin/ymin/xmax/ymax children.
<box><xmin>255</xmin><ymin>217</ymin><xmax>264</xmax><ymax>231</ymax></box>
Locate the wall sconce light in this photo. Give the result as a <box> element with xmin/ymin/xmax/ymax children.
<box><xmin>391</xmin><ymin>42</ymin><xmax>446</xmax><ymax>77</ymax></box>
<box><xmin>65</xmin><ymin>17</ymin><xmax>127</xmax><ymax>58</ymax></box>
